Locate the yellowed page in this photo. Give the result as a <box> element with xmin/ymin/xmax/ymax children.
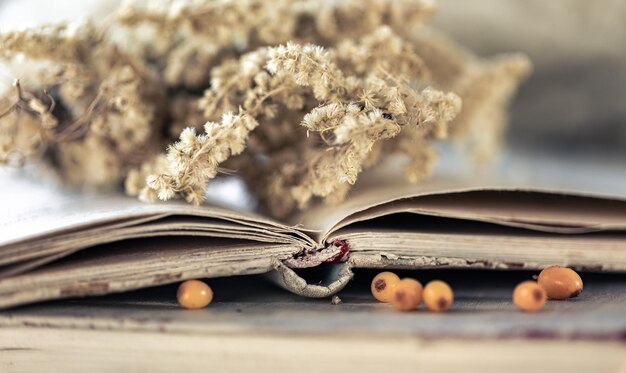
<box><xmin>294</xmin><ymin>154</ymin><xmax>626</xmax><ymax>241</ymax></box>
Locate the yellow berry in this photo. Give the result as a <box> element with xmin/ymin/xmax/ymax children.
<box><xmin>371</xmin><ymin>271</ymin><xmax>400</xmax><ymax>302</ymax></box>
<box><xmin>177</xmin><ymin>280</ymin><xmax>213</xmax><ymax>309</ymax></box>
<box><xmin>513</xmin><ymin>281</ymin><xmax>547</xmax><ymax>312</ymax></box>
<box><xmin>423</xmin><ymin>280</ymin><xmax>454</xmax><ymax>312</ymax></box>
<box><xmin>391</xmin><ymin>278</ymin><xmax>423</xmax><ymax>311</ymax></box>
<box><xmin>538</xmin><ymin>266</ymin><xmax>583</xmax><ymax>300</ymax></box>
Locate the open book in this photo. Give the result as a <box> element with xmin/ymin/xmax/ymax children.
<box><xmin>1</xmin><ymin>153</ymin><xmax>625</xmax><ymax>309</ymax></box>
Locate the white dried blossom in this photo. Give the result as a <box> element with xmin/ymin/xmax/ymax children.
<box><xmin>144</xmin><ymin>111</ymin><xmax>259</xmax><ymax>204</ymax></box>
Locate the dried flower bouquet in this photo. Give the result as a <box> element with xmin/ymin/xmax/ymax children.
<box><xmin>0</xmin><ymin>0</ymin><xmax>531</xmax><ymax>218</ymax></box>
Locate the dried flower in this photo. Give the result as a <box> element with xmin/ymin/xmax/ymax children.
<box><xmin>145</xmin><ymin>111</ymin><xmax>259</xmax><ymax>204</ymax></box>
<box><xmin>0</xmin><ymin>0</ymin><xmax>531</xmax><ymax>218</ymax></box>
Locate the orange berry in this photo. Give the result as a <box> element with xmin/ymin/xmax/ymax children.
<box><xmin>538</xmin><ymin>266</ymin><xmax>583</xmax><ymax>300</ymax></box>
<box><xmin>177</xmin><ymin>280</ymin><xmax>213</xmax><ymax>309</ymax></box>
<box><xmin>423</xmin><ymin>280</ymin><xmax>454</xmax><ymax>312</ymax></box>
<box><xmin>513</xmin><ymin>281</ymin><xmax>547</xmax><ymax>312</ymax></box>
<box><xmin>391</xmin><ymin>278</ymin><xmax>423</xmax><ymax>311</ymax></box>
<box><xmin>371</xmin><ymin>271</ymin><xmax>400</xmax><ymax>302</ymax></box>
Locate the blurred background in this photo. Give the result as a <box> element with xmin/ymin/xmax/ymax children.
<box><xmin>1</xmin><ymin>0</ymin><xmax>625</xmax><ymax>158</ymax></box>
<box><xmin>435</xmin><ymin>0</ymin><xmax>626</xmax><ymax>158</ymax></box>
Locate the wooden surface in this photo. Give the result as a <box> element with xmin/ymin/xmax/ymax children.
<box><xmin>1</xmin><ymin>268</ymin><xmax>625</xmax><ymax>372</ymax></box>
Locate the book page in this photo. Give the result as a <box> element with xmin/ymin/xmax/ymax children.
<box><xmin>295</xmin><ymin>151</ymin><xmax>626</xmax><ymax>240</ymax></box>
<box><xmin>0</xmin><ymin>169</ymin><xmax>315</xmax><ymax>256</ymax></box>
<box><xmin>0</xmin><ymin>216</ymin><xmax>309</xmax><ymax>271</ymax></box>
<box><xmin>327</xmin><ymin>215</ymin><xmax>626</xmax><ymax>271</ymax></box>
<box><xmin>0</xmin><ymin>237</ymin><xmax>300</xmax><ymax>309</ymax></box>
